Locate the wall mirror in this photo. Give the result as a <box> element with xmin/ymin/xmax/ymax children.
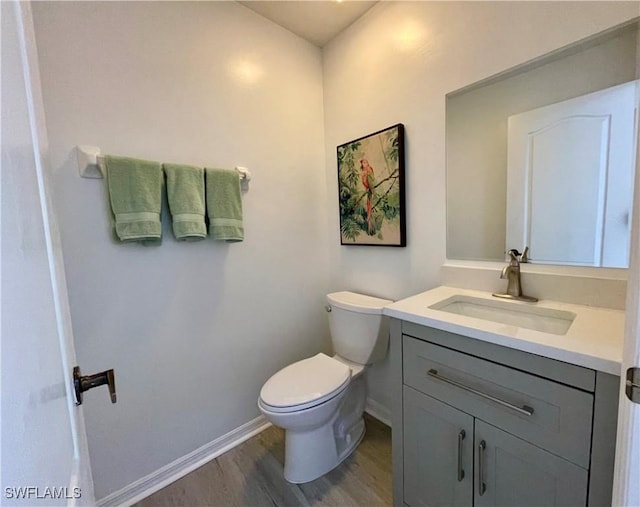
<box><xmin>446</xmin><ymin>20</ymin><xmax>639</xmax><ymax>268</ymax></box>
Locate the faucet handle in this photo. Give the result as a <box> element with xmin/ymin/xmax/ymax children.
<box><xmin>507</xmin><ymin>249</ymin><xmax>521</xmax><ymax>261</ymax></box>
<box><xmin>507</xmin><ymin>248</ymin><xmax>530</xmax><ymax>263</ymax></box>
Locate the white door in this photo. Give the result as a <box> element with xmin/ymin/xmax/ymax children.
<box><xmin>506</xmin><ymin>81</ymin><xmax>637</xmax><ymax>267</ymax></box>
<box><xmin>612</xmin><ymin>81</ymin><xmax>640</xmax><ymax>507</ymax></box>
<box><xmin>1</xmin><ymin>2</ymin><xmax>95</xmax><ymax>505</ymax></box>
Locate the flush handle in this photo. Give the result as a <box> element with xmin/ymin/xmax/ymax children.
<box><xmin>73</xmin><ymin>366</ymin><xmax>116</xmax><ymax>405</ymax></box>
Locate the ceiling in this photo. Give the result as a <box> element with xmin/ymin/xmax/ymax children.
<box><xmin>239</xmin><ymin>1</ymin><xmax>378</xmax><ymax>47</ymax></box>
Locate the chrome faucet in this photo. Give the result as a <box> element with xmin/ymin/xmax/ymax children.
<box><xmin>492</xmin><ymin>248</ymin><xmax>538</xmax><ymax>302</ymax></box>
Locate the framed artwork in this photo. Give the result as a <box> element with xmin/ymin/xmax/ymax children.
<box><xmin>337</xmin><ymin>123</ymin><xmax>406</xmax><ymax>246</ymax></box>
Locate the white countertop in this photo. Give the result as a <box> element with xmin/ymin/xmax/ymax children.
<box><xmin>383</xmin><ymin>286</ymin><xmax>625</xmax><ymax>375</ymax></box>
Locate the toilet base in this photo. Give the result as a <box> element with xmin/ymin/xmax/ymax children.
<box><xmin>258</xmin><ymin>370</ymin><xmax>369</xmax><ymax>484</ymax></box>
<box><xmin>284</xmin><ymin>415</ymin><xmax>366</xmax><ymax>484</ymax></box>
<box><xmin>280</xmin><ymin>376</ymin><xmax>367</xmax><ymax>484</ymax></box>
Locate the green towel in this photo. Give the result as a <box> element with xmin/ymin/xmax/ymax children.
<box><xmin>205</xmin><ymin>168</ymin><xmax>244</xmax><ymax>242</ymax></box>
<box><xmin>164</xmin><ymin>163</ymin><xmax>207</xmax><ymax>241</ymax></box>
<box><xmin>106</xmin><ymin>155</ymin><xmax>162</xmax><ymax>244</ymax></box>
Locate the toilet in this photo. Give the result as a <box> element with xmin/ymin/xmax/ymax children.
<box><xmin>257</xmin><ymin>291</ymin><xmax>392</xmax><ymax>483</ymax></box>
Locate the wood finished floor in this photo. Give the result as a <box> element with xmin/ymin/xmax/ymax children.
<box><xmin>136</xmin><ymin>413</ymin><xmax>392</xmax><ymax>507</ymax></box>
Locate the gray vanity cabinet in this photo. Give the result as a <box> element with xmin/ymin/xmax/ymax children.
<box><xmin>403</xmin><ymin>386</ymin><xmax>473</xmax><ymax>507</ymax></box>
<box><xmin>390</xmin><ymin>319</ymin><xmax>619</xmax><ymax>507</ymax></box>
<box><xmin>403</xmin><ymin>387</ymin><xmax>587</xmax><ymax>507</ymax></box>
<box><xmin>474</xmin><ymin>421</ymin><xmax>588</xmax><ymax>507</ymax></box>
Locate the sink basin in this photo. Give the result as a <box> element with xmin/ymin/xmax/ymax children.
<box><xmin>429</xmin><ymin>295</ymin><xmax>576</xmax><ymax>335</ymax></box>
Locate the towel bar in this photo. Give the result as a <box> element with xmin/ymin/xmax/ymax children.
<box><xmin>76</xmin><ymin>145</ymin><xmax>251</xmax><ymax>183</ymax></box>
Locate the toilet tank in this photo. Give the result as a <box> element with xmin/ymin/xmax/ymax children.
<box><xmin>326</xmin><ymin>291</ymin><xmax>393</xmax><ymax>365</ymax></box>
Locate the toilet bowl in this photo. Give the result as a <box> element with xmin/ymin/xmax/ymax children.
<box><xmin>258</xmin><ymin>291</ymin><xmax>391</xmax><ymax>483</ymax></box>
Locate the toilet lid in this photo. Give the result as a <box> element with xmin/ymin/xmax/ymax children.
<box><xmin>260</xmin><ymin>353</ymin><xmax>351</xmax><ymax>409</ymax></box>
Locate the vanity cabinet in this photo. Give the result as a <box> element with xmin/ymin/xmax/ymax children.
<box><xmin>391</xmin><ymin>320</ymin><xmax>620</xmax><ymax>507</ymax></box>
<box><xmin>403</xmin><ymin>388</ymin><xmax>473</xmax><ymax>507</ymax></box>
<box><xmin>403</xmin><ymin>387</ymin><xmax>588</xmax><ymax>507</ymax></box>
<box><xmin>474</xmin><ymin>420</ymin><xmax>587</xmax><ymax>507</ymax></box>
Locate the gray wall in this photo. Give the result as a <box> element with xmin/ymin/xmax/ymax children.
<box><xmin>447</xmin><ymin>26</ymin><xmax>637</xmax><ymax>261</ymax></box>
<box><xmin>322</xmin><ymin>1</ymin><xmax>638</xmax><ymax>421</ymax></box>
<box><xmin>33</xmin><ymin>2</ymin><xmax>328</xmax><ymax>499</ymax></box>
<box><xmin>30</xmin><ymin>0</ymin><xmax>640</xmax><ymax>499</ymax></box>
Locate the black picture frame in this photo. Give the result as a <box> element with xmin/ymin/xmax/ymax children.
<box><xmin>336</xmin><ymin>123</ymin><xmax>406</xmax><ymax>246</ymax></box>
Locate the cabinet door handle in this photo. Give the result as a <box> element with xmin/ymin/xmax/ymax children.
<box><xmin>478</xmin><ymin>440</ymin><xmax>487</xmax><ymax>496</ymax></box>
<box><xmin>427</xmin><ymin>369</ymin><xmax>534</xmax><ymax>417</ymax></box>
<box><xmin>457</xmin><ymin>430</ymin><xmax>466</xmax><ymax>482</ymax></box>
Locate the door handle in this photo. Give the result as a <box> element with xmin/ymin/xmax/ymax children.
<box><xmin>457</xmin><ymin>430</ymin><xmax>466</xmax><ymax>482</ymax></box>
<box><xmin>478</xmin><ymin>440</ymin><xmax>487</xmax><ymax>496</ymax></box>
<box><xmin>427</xmin><ymin>369</ymin><xmax>534</xmax><ymax>416</ymax></box>
<box><xmin>73</xmin><ymin>366</ymin><xmax>116</xmax><ymax>405</ymax></box>
<box><xmin>626</xmin><ymin>367</ymin><xmax>640</xmax><ymax>404</ymax></box>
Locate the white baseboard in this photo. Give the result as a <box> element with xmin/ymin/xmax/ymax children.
<box><xmin>97</xmin><ymin>415</ymin><xmax>271</xmax><ymax>507</ymax></box>
<box><xmin>365</xmin><ymin>397</ymin><xmax>391</xmax><ymax>428</ymax></box>
<box><xmin>98</xmin><ymin>401</ymin><xmax>387</xmax><ymax>507</ymax></box>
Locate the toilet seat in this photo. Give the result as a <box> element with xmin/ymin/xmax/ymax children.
<box><xmin>259</xmin><ymin>379</ymin><xmax>350</xmax><ymax>414</ymax></box>
<box><xmin>259</xmin><ymin>353</ymin><xmax>351</xmax><ymax>413</ymax></box>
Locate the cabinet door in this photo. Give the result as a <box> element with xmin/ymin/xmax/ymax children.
<box><xmin>403</xmin><ymin>386</ymin><xmax>473</xmax><ymax>507</ymax></box>
<box><xmin>474</xmin><ymin>420</ymin><xmax>588</xmax><ymax>507</ymax></box>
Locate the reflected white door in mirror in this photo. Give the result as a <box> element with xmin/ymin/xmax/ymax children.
<box><xmin>506</xmin><ymin>81</ymin><xmax>637</xmax><ymax>268</ymax></box>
